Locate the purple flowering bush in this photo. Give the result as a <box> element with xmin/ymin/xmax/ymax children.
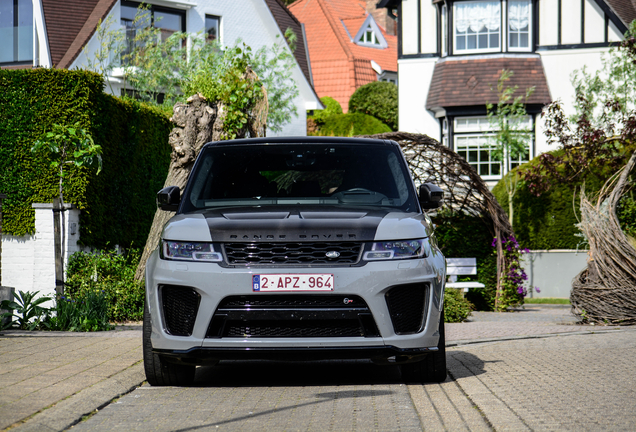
<box><xmin>492</xmin><ymin>236</ymin><xmax>529</xmax><ymax>311</ymax></box>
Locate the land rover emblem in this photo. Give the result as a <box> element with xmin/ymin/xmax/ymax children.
<box><xmin>326</xmin><ymin>251</ymin><xmax>340</xmax><ymax>259</ymax></box>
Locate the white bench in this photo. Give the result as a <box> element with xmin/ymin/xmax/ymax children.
<box><xmin>445</xmin><ymin>258</ymin><xmax>486</xmax><ymax>292</ymax></box>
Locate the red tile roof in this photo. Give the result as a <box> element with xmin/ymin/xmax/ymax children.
<box><xmin>290</xmin><ymin>0</ymin><xmax>397</xmax><ymax>112</ymax></box>
<box><xmin>426</xmin><ymin>56</ymin><xmax>552</xmax><ymax>111</ymax></box>
<box><xmin>42</xmin><ymin>0</ymin><xmax>117</xmax><ymax>69</ymax></box>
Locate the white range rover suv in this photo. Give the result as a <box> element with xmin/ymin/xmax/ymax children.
<box><xmin>144</xmin><ymin>137</ymin><xmax>446</xmax><ymax>386</ymax></box>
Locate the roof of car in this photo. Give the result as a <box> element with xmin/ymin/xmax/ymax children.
<box><xmin>203</xmin><ymin>136</ymin><xmax>398</xmax><ymax>148</ymax></box>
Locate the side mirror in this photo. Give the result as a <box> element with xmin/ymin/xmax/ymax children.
<box><xmin>418</xmin><ymin>183</ymin><xmax>444</xmax><ymax>210</ymax></box>
<box><xmin>157</xmin><ymin>186</ymin><xmax>181</xmax><ymax>211</ymax></box>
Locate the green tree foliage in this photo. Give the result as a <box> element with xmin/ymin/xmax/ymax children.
<box><xmin>486</xmin><ymin>70</ymin><xmax>534</xmax><ymax>228</ymax></box>
<box><xmin>315</xmin><ymin>113</ymin><xmax>391</xmax><ymax>136</ymax></box>
<box><xmin>348</xmin><ymin>81</ymin><xmax>398</xmax><ymax>131</ymax></box>
<box><xmin>84</xmin><ymin>7</ymin><xmax>299</xmax><ymax>134</ymax></box>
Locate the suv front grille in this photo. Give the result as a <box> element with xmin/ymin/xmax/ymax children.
<box><xmin>385</xmin><ymin>283</ymin><xmax>429</xmax><ymax>334</ymax></box>
<box><xmin>206</xmin><ymin>295</ymin><xmax>380</xmax><ymax>338</ymax></box>
<box><xmin>223</xmin><ymin>242</ymin><xmax>362</xmax><ymax>265</ymax></box>
<box><xmin>161</xmin><ymin>285</ymin><xmax>201</xmax><ymax>337</ymax></box>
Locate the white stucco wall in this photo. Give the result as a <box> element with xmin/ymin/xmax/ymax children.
<box><xmin>420</xmin><ymin>0</ymin><xmax>437</xmax><ymax>54</ymax></box>
<box><xmin>522</xmin><ymin>250</ymin><xmax>589</xmax><ymax>298</ymax></box>
<box><xmin>397</xmin><ymin>57</ymin><xmax>440</xmax><ymax>139</ymax></box>
<box><xmin>401</xmin><ymin>0</ymin><xmax>419</xmax><ymax>55</ymax></box>
<box><xmin>70</xmin><ymin>0</ymin><xmax>319</xmax><ymax>136</ymax></box>
<box><xmin>584</xmin><ymin>0</ymin><xmax>605</xmax><ymax>43</ymax></box>
<box><xmin>1</xmin><ymin>205</ymin><xmax>80</xmax><ymax>300</ymax></box>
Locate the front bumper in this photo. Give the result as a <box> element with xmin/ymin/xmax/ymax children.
<box><xmin>145</xmin><ymin>249</ymin><xmax>446</xmax><ymax>362</ymax></box>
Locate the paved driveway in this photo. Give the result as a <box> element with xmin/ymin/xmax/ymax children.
<box><xmin>2</xmin><ymin>305</ymin><xmax>634</xmax><ymax>431</ymax></box>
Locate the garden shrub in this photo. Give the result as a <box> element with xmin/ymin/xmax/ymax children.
<box><xmin>493</xmin><ymin>145</ymin><xmax>636</xmax><ymax>250</ymax></box>
<box><xmin>432</xmin><ymin>210</ymin><xmax>497</xmax><ymax>311</ymax></box>
<box><xmin>65</xmin><ymin>249</ymin><xmax>145</xmax><ymax>322</ymax></box>
<box><xmin>444</xmin><ymin>289</ymin><xmax>474</xmax><ymax>323</ymax></box>
<box><xmin>0</xmin><ymin>68</ymin><xmax>171</xmax><ymax>248</ymax></box>
<box><xmin>312</xmin><ymin>96</ymin><xmax>343</xmax><ymax>123</ymax></box>
<box><xmin>348</xmin><ymin>81</ymin><xmax>398</xmax><ymax>131</ymax></box>
<box><xmin>47</xmin><ymin>291</ymin><xmax>113</xmax><ymax>332</ymax></box>
<box><xmin>315</xmin><ymin>113</ymin><xmax>391</xmax><ymax>136</ymax></box>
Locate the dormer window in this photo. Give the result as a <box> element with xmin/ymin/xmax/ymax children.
<box><xmin>359</xmin><ymin>27</ymin><xmax>380</xmax><ymax>45</ymax></box>
<box><xmin>354</xmin><ymin>15</ymin><xmax>388</xmax><ymax>49</ymax></box>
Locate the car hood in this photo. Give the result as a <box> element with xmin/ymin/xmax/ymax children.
<box><xmin>162</xmin><ymin>206</ymin><xmax>433</xmax><ymax>242</ymax></box>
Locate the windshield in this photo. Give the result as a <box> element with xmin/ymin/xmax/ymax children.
<box><xmin>181</xmin><ymin>142</ymin><xmax>419</xmax><ymax>213</ymax></box>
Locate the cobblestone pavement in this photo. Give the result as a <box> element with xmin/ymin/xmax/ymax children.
<box><xmin>2</xmin><ymin>306</ymin><xmax>634</xmax><ymax>431</ymax></box>
<box><xmin>448</xmin><ymin>329</ymin><xmax>636</xmax><ymax>431</ymax></box>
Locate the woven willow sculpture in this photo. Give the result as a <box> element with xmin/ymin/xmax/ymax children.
<box><xmin>571</xmin><ymin>152</ymin><xmax>636</xmax><ymax>325</ymax></box>
<box><xmin>362</xmin><ymin>132</ymin><xmax>513</xmax><ymax>307</ymax></box>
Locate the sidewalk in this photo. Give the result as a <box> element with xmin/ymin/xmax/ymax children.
<box><xmin>0</xmin><ymin>305</ymin><xmax>624</xmax><ymax>431</ymax></box>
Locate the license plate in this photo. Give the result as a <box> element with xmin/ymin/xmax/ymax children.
<box><xmin>252</xmin><ymin>274</ymin><xmax>334</xmax><ymax>292</ymax></box>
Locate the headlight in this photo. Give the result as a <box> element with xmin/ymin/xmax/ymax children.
<box><xmin>363</xmin><ymin>239</ymin><xmax>430</xmax><ymax>261</ymax></box>
<box><xmin>161</xmin><ymin>240</ymin><xmax>223</xmax><ymax>262</ymax></box>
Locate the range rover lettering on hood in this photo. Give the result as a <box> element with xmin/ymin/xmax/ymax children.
<box><xmin>203</xmin><ymin>207</ymin><xmax>389</xmax><ymax>242</ymax></box>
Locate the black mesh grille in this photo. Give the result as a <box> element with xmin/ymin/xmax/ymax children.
<box><xmin>161</xmin><ymin>285</ymin><xmax>201</xmax><ymax>337</ymax></box>
<box><xmin>218</xmin><ymin>295</ymin><xmax>367</xmax><ymax>308</ymax></box>
<box><xmin>207</xmin><ymin>295</ymin><xmax>379</xmax><ymax>338</ymax></box>
<box><xmin>385</xmin><ymin>283</ymin><xmax>428</xmax><ymax>334</ymax></box>
<box><xmin>224</xmin><ymin>242</ymin><xmax>362</xmax><ymax>265</ymax></box>
<box><xmin>225</xmin><ymin>320</ymin><xmax>363</xmax><ymax>338</ymax></box>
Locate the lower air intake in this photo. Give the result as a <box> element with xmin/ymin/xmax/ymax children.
<box><xmin>385</xmin><ymin>283</ymin><xmax>428</xmax><ymax>334</ymax></box>
<box><xmin>161</xmin><ymin>285</ymin><xmax>201</xmax><ymax>337</ymax></box>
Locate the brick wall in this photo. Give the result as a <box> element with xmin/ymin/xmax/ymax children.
<box><xmin>1</xmin><ymin>204</ymin><xmax>80</xmax><ymax>300</ymax></box>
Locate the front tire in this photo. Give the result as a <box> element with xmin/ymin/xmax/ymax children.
<box><xmin>143</xmin><ymin>301</ymin><xmax>196</xmax><ymax>386</ymax></box>
<box><xmin>400</xmin><ymin>309</ymin><xmax>447</xmax><ymax>383</ymax></box>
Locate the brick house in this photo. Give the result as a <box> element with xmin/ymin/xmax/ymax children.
<box><xmin>378</xmin><ymin>0</ymin><xmax>634</xmax><ymax>184</ymax></box>
<box><xmin>290</xmin><ymin>0</ymin><xmax>398</xmax><ymax>112</ymax></box>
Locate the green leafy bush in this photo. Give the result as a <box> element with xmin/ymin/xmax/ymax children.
<box><xmin>493</xmin><ymin>145</ymin><xmax>636</xmax><ymax>250</ymax></box>
<box><xmin>47</xmin><ymin>291</ymin><xmax>113</xmax><ymax>332</ymax></box>
<box><xmin>432</xmin><ymin>210</ymin><xmax>497</xmax><ymax>311</ymax></box>
<box><xmin>65</xmin><ymin>249</ymin><xmax>145</xmax><ymax>322</ymax></box>
<box><xmin>444</xmin><ymin>289</ymin><xmax>474</xmax><ymax>323</ymax></box>
<box><xmin>0</xmin><ymin>68</ymin><xmax>171</xmax><ymax>248</ymax></box>
<box><xmin>1</xmin><ymin>290</ymin><xmax>52</xmax><ymax>330</ymax></box>
<box><xmin>618</xmin><ymin>192</ymin><xmax>636</xmax><ymax>239</ymax></box>
<box><xmin>312</xmin><ymin>96</ymin><xmax>343</xmax><ymax>123</ymax></box>
<box><xmin>314</xmin><ymin>113</ymin><xmax>391</xmax><ymax>136</ymax></box>
<box><xmin>348</xmin><ymin>81</ymin><xmax>398</xmax><ymax>131</ymax></box>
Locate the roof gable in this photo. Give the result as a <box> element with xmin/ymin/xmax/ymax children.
<box><xmin>263</xmin><ymin>0</ymin><xmax>313</xmax><ymax>86</ymax></box>
<box><xmin>604</xmin><ymin>0</ymin><xmax>636</xmax><ymax>27</ymax></box>
<box><xmin>352</xmin><ymin>14</ymin><xmax>388</xmax><ymax>49</ymax></box>
<box><xmin>42</xmin><ymin>0</ymin><xmax>117</xmax><ymax>69</ymax></box>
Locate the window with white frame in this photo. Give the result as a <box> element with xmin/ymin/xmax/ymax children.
<box><xmin>454</xmin><ymin>1</ymin><xmax>500</xmax><ymax>53</ymax></box>
<box><xmin>451</xmin><ymin>0</ymin><xmax>532</xmax><ymax>54</ymax></box>
<box><xmin>453</xmin><ymin>116</ymin><xmax>532</xmax><ymax>179</ymax></box>
<box><xmin>0</xmin><ymin>0</ymin><xmax>32</xmax><ymax>65</ymax></box>
<box><xmin>508</xmin><ymin>0</ymin><xmax>531</xmax><ymax>50</ymax></box>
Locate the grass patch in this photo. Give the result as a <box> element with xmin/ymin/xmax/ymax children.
<box><xmin>525</xmin><ymin>298</ymin><xmax>570</xmax><ymax>304</ymax></box>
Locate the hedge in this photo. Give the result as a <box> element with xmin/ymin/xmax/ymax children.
<box><xmin>492</xmin><ymin>145</ymin><xmax>636</xmax><ymax>250</ymax></box>
<box><xmin>314</xmin><ymin>112</ymin><xmax>391</xmax><ymax>136</ymax></box>
<box><xmin>0</xmin><ymin>68</ymin><xmax>171</xmax><ymax>248</ymax></box>
<box><xmin>432</xmin><ymin>211</ymin><xmax>498</xmax><ymax>311</ymax></box>
<box><xmin>348</xmin><ymin>81</ymin><xmax>398</xmax><ymax>131</ymax></box>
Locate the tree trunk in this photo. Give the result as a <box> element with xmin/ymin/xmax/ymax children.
<box><xmin>134</xmin><ymin>73</ymin><xmax>268</xmax><ymax>281</ymax></box>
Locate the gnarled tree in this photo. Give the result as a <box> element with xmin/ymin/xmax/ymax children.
<box><xmin>134</xmin><ymin>70</ymin><xmax>268</xmax><ymax>280</ymax></box>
